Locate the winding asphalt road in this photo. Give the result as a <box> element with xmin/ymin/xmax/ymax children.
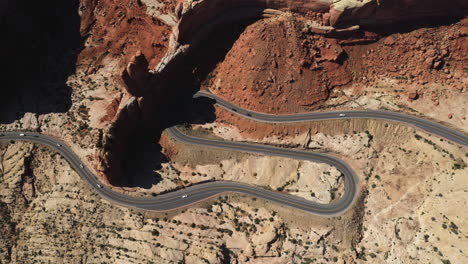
<box><xmin>0</xmin><ymin>91</ymin><xmax>466</xmax><ymax>216</ymax></box>
<box><xmin>195</xmin><ymin>91</ymin><xmax>468</xmax><ymax>146</ymax></box>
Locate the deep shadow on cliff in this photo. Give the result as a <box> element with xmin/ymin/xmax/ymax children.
<box><xmin>119</xmin><ymin>20</ymin><xmax>256</xmax><ymax>188</ymax></box>
<box><xmin>0</xmin><ymin>0</ymin><xmax>82</xmax><ymax>123</ymax></box>
<box><xmin>120</xmin><ymin>96</ymin><xmax>217</xmax><ymax>188</ymax></box>
<box><xmin>105</xmin><ymin>3</ymin><xmax>468</xmax><ymax>187</ymax></box>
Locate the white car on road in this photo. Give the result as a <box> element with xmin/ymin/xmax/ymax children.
<box><xmin>181</xmin><ymin>194</ymin><xmax>188</xmax><ymax>199</ymax></box>
<box><xmin>19</xmin><ymin>133</ymin><xmax>25</xmax><ymax>136</ymax></box>
<box><xmin>339</xmin><ymin>114</ymin><xmax>346</xmax><ymax>117</ymax></box>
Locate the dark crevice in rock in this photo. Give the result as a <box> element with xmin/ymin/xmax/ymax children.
<box><xmin>109</xmin><ymin>19</ymin><xmax>258</xmax><ymax>187</ymax></box>
<box><xmin>0</xmin><ymin>0</ymin><xmax>83</xmax><ymax>123</ymax></box>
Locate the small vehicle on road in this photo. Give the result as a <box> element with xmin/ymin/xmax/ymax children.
<box><xmin>97</xmin><ymin>184</ymin><xmax>103</xmax><ymax>188</ymax></box>
<box><xmin>19</xmin><ymin>133</ymin><xmax>25</xmax><ymax>136</ymax></box>
<box><xmin>339</xmin><ymin>114</ymin><xmax>346</xmax><ymax>117</ymax></box>
<box><xmin>246</xmin><ymin>113</ymin><xmax>252</xmax><ymax>117</ymax></box>
<box><xmin>231</xmin><ymin>108</ymin><xmax>237</xmax><ymax>112</ymax></box>
<box><xmin>0</xmin><ymin>134</ymin><xmax>4</xmax><ymax>137</ymax></box>
<box><xmin>56</xmin><ymin>144</ymin><xmax>61</xmax><ymax>147</ymax></box>
<box><xmin>181</xmin><ymin>194</ymin><xmax>188</xmax><ymax>199</ymax></box>
<box><xmin>79</xmin><ymin>164</ymin><xmax>84</xmax><ymax>168</ymax></box>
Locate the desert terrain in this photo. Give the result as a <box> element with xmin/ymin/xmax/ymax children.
<box><xmin>0</xmin><ymin>0</ymin><xmax>467</xmax><ymax>263</ymax></box>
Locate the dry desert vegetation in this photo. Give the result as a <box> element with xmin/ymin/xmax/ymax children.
<box><xmin>1</xmin><ymin>118</ymin><xmax>467</xmax><ymax>263</ymax></box>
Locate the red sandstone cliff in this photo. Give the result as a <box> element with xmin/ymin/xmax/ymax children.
<box><xmin>76</xmin><ymin>0</ymin><xmax>467</xmax><ymax>185</ymax></box>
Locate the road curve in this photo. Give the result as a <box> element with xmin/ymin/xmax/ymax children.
<box><xmin>195</xmin><ymin>91</ymin><xmax>468</xmax><ymax>146</ymax></box>
<box><xmin>0</xmin><ymin>92</ymin><xmax>466</xmax><ymax>216</ymax></box>
<box><xmin>0</xmin><ymin>130</ymin><xmax>358</xmax><ymax>216</ymax></box>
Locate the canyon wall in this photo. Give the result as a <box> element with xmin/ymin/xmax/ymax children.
<box><xmin>80</xmin><ymin>0</ymin><xmax>467</xmax><ymax>184</ymax></box>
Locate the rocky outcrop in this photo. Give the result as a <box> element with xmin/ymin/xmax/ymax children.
<box><xmin>121</xmin><ymin>51</ymin><xmax>150</xmax><ymax>96</ymax></box>
<box><xmin>77</xmin><ymin>0</ymin><xmax>467</xmax><ymax>185</ymax></box>
<box><xmin>74</xmin><ymin>0</ymin><xmax>176</xmax><ymax>184</ymax></box>
<box><xmin>333</xmin><ymin>0</ymin><xmax>467</xmax><ymax>26</ymax></box>
<box><xmin>175</xmin><ymin>0</ymin><xmax>467</xmax><ymax>45</ymax></box>
<box><xmin>195</xmin><ymin>13</ymin><xmax>352</xmax><ymax>114</ymax></box>
<box><xmin>407</xmin><ymin>90</ymin><xmax>419</xmax><ymax>101</ymax></box>
<box><xmin>175</xmin><ymin>0</ymin><xmax>330</xmax><ymax>44</ymax></box>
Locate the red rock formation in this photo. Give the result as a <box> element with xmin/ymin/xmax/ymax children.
<box><xmin>77</xmin><ymin>0</ymin><xmax>174</xmax><ymax>184</ymax></box>
<box><xmin>121</xmin><ymin>51</ymin><xmax>150</xmax><ymax>96</ymax></box>
<box><xmin>76</xmin><ymin>0</ymin><xmax>467</xmax><ymax>185</ymax></box>
<box><xmin>176</xmin><ymin>0</ymin><xmax>467</xmax><ymax>45</ymax></box>
<box><xmin>207</xmin><ymin>15</ymin><xmax>467</xmax><ymax>123</ymax></box>
<box><xmin>344</xmin><ymin>20</ymin><xmax>467</xmax><ymax>91</ymax></box>
<box><xmin>199</xmin><ymin>14</ymin><xmax>352</xmax><ymax>114</ymax></box>
<box><xmin>176</xmin><ymin>0</ymin><xmax>330</xmax><ymax>43</ymax></box>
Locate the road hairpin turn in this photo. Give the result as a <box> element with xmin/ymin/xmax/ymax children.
<box><xmin>1</xmin><ymin>91</ymin><xmax>466</xmax><ymax>215</ymax></box>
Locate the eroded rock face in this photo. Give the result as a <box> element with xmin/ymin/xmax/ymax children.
<box><xmin>95</xmin><ymin>0</ymin><xmax>466</xmax><ymax>185</ymax></box>
<box><xmin>176</xmin><ymin>0</ymin><xmax>467</xmax><ymax>44</ymax></box>
<box><xmin>121</xmin><ymin>51</ymin><xmax>150</xmax><ymax>96</ymax></box>
<box><xmin>176</xmin><ymin>0</ymin><xmax>331</xmax><ymax>43</ymax></box>
<box><xmin>72</xmin><ymin>0</ymin><xmax>176</xmax><ymax>184</ymax></box>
